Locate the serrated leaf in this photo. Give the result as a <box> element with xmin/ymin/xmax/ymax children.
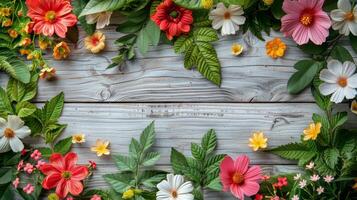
<box><xmin>129</xmin><ymin>138</ymin><xmax>141</xmax><ymax>158</ymax></box>
<box><xmin>311</xmin><ymin>85</ymin><xmax>332</xmax><ymax>111</ymax></box>
<box><xmin>207</xmin><ymin>177</ymin><xmax>222</xmax><ymax>191</ymax></box>
<box><xmin>201</xmin><ymin>129</ymin><xmax>217</xmax><ymax>154</ymax></box>
<box><xmin>323</xmin><ymin>148</ymin><xmax>339</xmax><ymax>169</ymax></box>
<box><xmin>193</xmin><ymin>28</ymin><xmax>219</xmax><ymax>42</ymax></box>
<box><xmin>269</xmin><ymin>143</ymin><xmax>316</xmax><ymax>161</ymax></box>
<box><xmin>170</xmin><ymin>148</ymin><xmax>188</xmax><ymax>174</ymax></box>
<box><xmin>174</xmin><ymin>36</ymin><xmax>193</xmax><ymax>53</ymax></box>
<box><xmin>331</xmin><ymin>112</ymin><xmax>348</xmax><ymax>130</ymax></box>
<box><xmin>103</xmin><ymin>172</ymin><xmax>134</xmax><ymax>193</ymax></box>
<box><xmin>142</xmin><ymin>152</ymin><xmax>160</xmax><ymax>166</ymax></box>
<box><xmin>139</xmin><ymin>170</ymin><xmax>166</xmax><ymax>188</ymax></box>
<box><xmin>44</xmin><ymin>124</ymin><xmax>67</xmax><ymax>144</ymax></box>
<box><xmin>191</xmin><ymin>143</ymin><xmax>205</xmax><ymax>161</ymax></box>
<box><xmin>16</xmin><ymin>101</ymin><xmax>36</xmax><ymax>117</ymax></box>
<box><xmin>54</xmin><ymin>137</ymin><xmax>72</xmax><ymax>155</ymax></box>
<box><xmin>0</xmin><ymin>87</ymin><xmax>14</xmax><ymax>114</ymax></box>
<box><xmin>0</xmin><ymin>52</ymin><xmax>30</xmax><ymax>84</ymax></box>
<box><xmin>114</xmin><ymin>155</ymin><xmax>136</xmax><ymax>171</ymax></box>
<box><xmin>204</xmin><ymin>154</ymin><xmax>225</xmax><ymax>168</ymax></box>
<box><xmin>173</xmin><ymin>0</ymin><xmax>201</xmax><ymax>9</ymax></box>
<box><xmin>140</xmin><ymin>121</ymin><xmax>155</xmax><ymax>151</ymax></box>
<box><xmin>43</xmin><ymin>92</ymin><xmax>64</xmax><ymax>123</ymax></box>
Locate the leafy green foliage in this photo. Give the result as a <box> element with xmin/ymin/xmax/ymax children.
<box><xmin>79</xmin><ymin>0</ymin><xmax>126</xmax><ymax>16</ymax></box>
<box><xmin>287</xmin><ymin>60</ymin><xmax>322</xmax><ymax>94</ymax></box>
<box><xmin>331</xmin><ymin>45</ymin><xmax>354</xmax><ymax>63</ymax></box>
<box><xmin>173</xmin><ymin>0</ymin><xmax>201</xmax><ymax>9</ymax></box>
<box><xmin>72</xmin><ymin>0</ymin><xmax>96</xmax><ymax>35</ymax></box>
<box><xmin>170</xmin><ymin>129</ymin><xmax>226</xmax><ymax>199</ymax></box>
<box><xmin>269</xmin><ymin>143</ymin><xmax>317</xmax><ymax>165</ymax></box>
<box><xmin>104</xmin><ymin>122</ymin><xmax>165</xmax><ymax>200</ymax></box>
<box><xmin>0</xmin><ymin>49</ymin><xmax>30</xmax><ymax>83</ymax></box>
<box><xmin>221</xmin><ymin>0</ymin><xmax>258</xmax><ymax>9</ymax></box>
<box><xmin>174</xmin><ymin>28</ymin><xmax>222</xmax><ymax>86</ymax></box>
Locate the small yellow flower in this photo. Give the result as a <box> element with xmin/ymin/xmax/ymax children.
<box><xmin>84</xmin><ymin>31</ymin><xmax>106</xmax><ymax>53</ymax></box>
<box><xmin>47</xmin><ymin>193</ymin><xmax>59</xmax><ymax>200</ymax></box>
<box><xmin>0</xmin><ymin>8</ymin><xmax>11</xmax><ymax>17</ymax></box>
<box><xmin>39</xmin><ymin>39</ymin><xmax>50</xmax><ymax>50</ymax></box>
<box><xmin>53</xmin><ymin>41</ymin><xmax>70</xmax><ymax>60</ymax></box>
<box><xmin>248</xmin><ymin>131</ymin><xmax>268</xmax><ymax>151</ymax></box>
<box><xmin>201</xmin><ymin>0</ymin><xmax>213</xmax><ymax>9</ymax></box>
<box><xmin>20</xmin><ymin>38</ymin><xmax>32</xmax><ymax>47</ymax></box>
<box><xmin>8</xmin><ymin>29</ymin><xmax>18</xmax><ymax>38</ymax></box>
<box><xmin>72</xmin><ymin>133</ymin><xmax>86</xmax><ymax>144</ymax></box>
<box><xmin>91</xmin><ymin>139</ymin><xmax>110</xmax><ymax>157</ymax></box>
<box><xmin>303</xmin><ymin>122</ymin><xmax>321</xmax><ymax>141</ymax></box>
<box><xmin>351</xmin><ymin>100</ymin><xmax>357</xmax><ymax>115</ymax></box>
<box><xmin>266</xmin><ymin>38</ymin><xmax>286</xmax><ymax>59</ymax></box>
<box><xmin>19</xmin><ymin>49</ymin><xmax>31</xmax><ymax>56</ymax></box>
<box><xmin>122</xmin><ymin>189</ymin><xmax>135</xmax><ymax>199</ymax></box>
<box><xmin>2</xmin><ymin>19</ymin><xmax>12</xmax><ymax>27</ymax></box>
<box><xmin>231</xmin><ymin>43</ymin><xmax>244</xmax><ymax>56</ymax></box>
<box><xmin>39</xmin><ymin>67</ymin><xmax>56</xmax><ymax>80</ymax></box>
<box><xmin>262</xmin><ymin>0</ymin><xmax>274</xmax><ymax>6</ymax></box>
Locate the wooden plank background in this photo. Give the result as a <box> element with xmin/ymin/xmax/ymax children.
<box><xmin>1</xmin><ymin>26</ymin><xmax>357</xmax><ymax>199</ymax></box>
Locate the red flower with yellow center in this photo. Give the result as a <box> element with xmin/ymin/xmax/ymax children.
<box><xmin>26</xmin><ymin>0</ymin><xmax>77</xmax><ymax>38</ymax></box>
<box><xmin>151</xmin><ymin>0</ymin><xmax>193</xmax><ymax>40</ymax></box>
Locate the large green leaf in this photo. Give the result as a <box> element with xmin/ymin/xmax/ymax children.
<box><xmin>288</xmin><ymin>60</ymin><xmax>322</xmax><ymax>94</ymax></box>
<box><xmin>0</xmin><ymin>54</ymin><xmax>30</xmax><ymax>84</ymax></box>
<box><xmin>113</xmin><ymin>155</ymin><xmax>136</xmax><ymax>171</ymax></box>
<box><xmin>269</xmin><ymin>143</ymin><xmax>316</xmax><ymax>161</ymax></box>
<box><xmin>173</xmin><ymin>0</ymin><xmax>201</xmax><ymax>9</ymax></box>
<box><xmin>140</xmin><ymin>121</ymin><xmax>155</xmax><ymax>151</ymax></box>
<box><xmin>7</xmin><ymin>73</ymin><xmax>38</xmax><ymax>103</ymax></box>
<box><xmin>54</xmin><ymin>137</ymin><xmax>73</xmax><ymax>155</ymax></box>
<box><xmin>43</xmin><ymin>92</ymin><xmax>65</xmax><ymax>123</ymax></box>
<box><xmin>0</xmin><ymin>87</ymin><xmax>13</xmax><ymax>114</ymax></box>
<box><xmin>331</xmin><ymin>45</ymin><xmax>354</xmax><ymax>63</ymax></box>
<box><xmin>191</xmin><ymin>143</ymin><xmax>205</xmax><ymax>161</ymax></box>
<box><xmin>142</xmin><ymin>152</ymin><xmax>160</xmax><ymax>166</ymax></box>
<box><xmin>170</xmin><ymin>148</ymin><xmax>189</xmax><ymax>174</ymax></box>
<box><xmin>201</xmin><ymin>129</ymin><xmax>217</xmax><ymax>154</ymax></box>
<box><xmin>103</xmin><ymin>172</ymin><xmax>134</xmax><ymax>193</ymax></box>
<box><xmin>79</xmin><ymin>0</ymin><xmax>126</xmax><ymax>16</ymax></box>
<box><xmin>323</xmin><ymin>148</ymin><xmax>339</xmax><ymax>169</ymax></box>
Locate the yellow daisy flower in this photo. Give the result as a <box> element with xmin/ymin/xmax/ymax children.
<box><xmin>351</xmin><ymin>100</ymin><xmax>357</xmax><ymax>115</ymax></box>
<box><xmin>72</xmin><ymin>133</ymin><xmax>86</xmax><ymax>144</ymax></box>
<box><xmin>91</xmin><ymin>139</ymin><xmax>110</xmax><ymax>157</ymax></box>
<box><xmin>201</xmin><ymin>0</ymin><xmax>213</xmax><ymax>9</ymax></box>
<box><xmin>248</xmin><ymin>131</ymin><xmax>268</xmax><ymax>151</ymax></box>
<box><xmin>231</xmin><ymin>43</ymin><xmax>244</xmax><ymax>56</ymax></box>
<box><xmin>266</xmin><ymin>38</ymin><xmax>287</xmax><ymax>59</ymax></box>
<box><xmin>303</xmin><ymin>122</ymin><xmax>321</xmax><ymax>141</ymax></box>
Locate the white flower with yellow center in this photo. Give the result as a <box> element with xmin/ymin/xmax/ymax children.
<box><xmin>157</xmin><ymin>174</ymin><xmax>194</xmax><ymax>200</ymax></box>
<box><xmin>209</xmin><ymin>3</ymin><xmax>246</xmax><ymax>36</ymax></box>
<box><xmin>85</xmin><ymin>11</ymin><xmax>112</xmax><ymax>29</ymax></box>
<box><xmin>0</xmin><ymin>115</ymin><xmax>31</xmax><ymax>153</ymax></box>
<box><xmin>331</xmin><ymin>0</ymin><xmax>357</xmax><ymax>36</ymax></box>
<box><xmin>72</xmin><ymin>133</ymin><xmax>86</xmax><ymax>144</ymax></box>
<box><xmin>319</xmin><ymin>60</ymin><xmax>357</xmax><ymax>103</ymax></box>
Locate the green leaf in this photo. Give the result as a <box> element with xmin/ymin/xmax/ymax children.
<box><xmin>269</xmin><ymin>143</ymin><xmax>316</xmax><ymax>161</ymax></box>
<box><xmin>38</xmin><ymin>147</ymin><xmax>52</xmax><ymax>158</ymax></box>
<box><xmin>311</xmin><ymin>85</ymin><xmax>332</xmax><ymax>111</ymax></box>
<box><xmin>220</xmin><ymin>0</ymin><xmax>257</xmax><ymax>9</ymax></box>
<box><xmin>146</xmin><ymin>20</ymin><xmax>161</xmax><ymax>46</ymax></box>
<box><xmin>331</xmin><ymin>112</ymin><xmax>348</xmax><ymax>130</ymax></box>
<box><xmin>54</xmin><ymin>137</ymin><xmax>72</xmax><ymax>155</ymax></box>
<box><xmin>191</xmin><ymin>143</ymin><xmax>205</xmax><ymax>161</ymax></box>
<box><xmin>137</xmin><ymin>28</ymin><xmax>150</xmax><ymax>55</ymax></box>
<box><xmin>0</xmin><ymin>168</ymin><xmax>13</xmax><ymax>184</ymax></box>
<box><xmin>174</xmin><ymin>36</ymin><xmax>194</xmax><ymax>53</ymax></box>
<box><xmin>193</xmin><ymin>28</ymin><xmax>219</xmax><ymax>42</ymax></box>
<box><xmin>44</xmin><ymin>124</ymin><xmax>67</xmax><ymax>144</ymax></box>
<box><xmin>271</xmin><ymin>0</ymin><xmax>284</xmax><ymax>19</ymax></box>
<box><xmin>129</xmin><ymin>138</ymin><xmax>141</xmax><ymax>158</ymax></box>
<box><xmin>204</xmin><ymin>154</ymin><xmax>225</xmax><ymax>168</ymax></box>
<box><xmin>139</xmin><ymin>170</ymin><xmax>166</xmax><ymax>188</ymax></box>
<box><xmin>72</xmin><ymin>0</ymin><xmax>96</xmax><ymax>35</ymax></box>
<box><xmin>142</xmin><ymin>152</ymin><xmax>160</xmax><ymax>166</ymax></box>
<box><xmin>299</xmin><ymin>43</ymin><xmax>328</xmax><ymax>55</ymax></box>
<box><xmin>350</xmin><ymin>35</ymin><xmax>357</xmax><ymax>54</ymax></box>
<box><xmin>173</xmin><ymin>0</ymin><xmax>201</xmax><ymax>9</ymax></box>
<box><xmin>79</xmin><ymin>0</ymin><xmax>126</xmax><ymax>17</ymax></box>
<box><xmin>16</xmin><ymin>101</ymin><xmax>36</xmax><ymax>117</ymax></box>
<box><xmin>140</xmin><ymin>121</ymin><xmax>155</xmax><ymax>151</ymax></box>
<box><xmin>114</xmin><ymin>155</ymin><xmax>136</xmax><ymax>171</ymax></box>
<box><xmin>0</xmin><ymin>53</ymin><xmax>30</xmax><ymax>84</ymax></box>
<box><xmin>0</xmin><ymin>87</ymin><xmax>14</xmax><ymax>114</ymax></box>
<box><xmin>201</xmin><ymin>129</ymin><xmax>217</xmax><ymax>154</ymax></box>
<box><xmin>103</xmin><ymin>172</ymin><xmax>134</xmax><ymax>193</ymax></box>
<box><xmin>331</xmin><ymin>45</ymin><xmax>354</xmax><ymax>62</ymax></box>
<box><xmin>6</xmin><ymin>73</ymin><xmax>38</xmax><ymax>103</ymax></box>
<box><xmin>323</xmin><ymin>148</ymin><xmax>339</xmax><ymax>169</ymax></box>
<box><xmin>170</xmin><ymin>148</ymin><xmax>188</xmax><ymax>174</ymax></box>
<box><xmin>287</xmin><ymin>60</ymin><xmax>322</xmax><ymax>94</ymax></box>
<box><xmin>207</xmin><ymin>177</ymin><xmax>222</xmax><ymax>191</ymax></box>
<box><xmin>43</xmin><ymin>92</ymin><xmax>64</xmax><ymax>123</ymax></box>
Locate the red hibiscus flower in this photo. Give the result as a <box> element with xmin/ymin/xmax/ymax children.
<box><xmin>151</xmin><ymin>0</ymin><xmax>193</xmax><ymax>40</ymax></box>
<box><xmin>40</xmin><ymin>152</ymin><xmax>89</xmax><ymax>198</ymax></box>
<box><xmin>26</xmin><ymin>0</ymin><xmax>77</xmax><ymax>38</ymax></box>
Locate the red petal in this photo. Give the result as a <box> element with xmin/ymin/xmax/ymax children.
<box><xmin>55</xmin><ymin>179</ymin><xmax>69</xmax><ymax>198</ymax></box>
<box><xmin>42</xmin><ymin>173</ymin><xmax>62</xmax><ymax>189</ymax></box>
<box><xmin>70</xmin><ymin>166</ymin><xmax>89</xmax><ymax>181</ymax></box>
<box><xmin>40</xmin><ymin>163</ymin><xmax>60</xmax><ymax>175</ymax></box>
<box><xmin>68</xmin><ymin>180</ymin><xmax>84</xmax><ymax>196</ymax></box>
<box><xmin>50</xmin><ymin>153</ymin><xmax>65</xmax><ymax>172</ymax></box>
<box><xmin>54</xmin><ymin>23</ymin><xmax>68</xmax><ymax>38</ymax></box>
<box><xmin>234</xmin><ymin>155</ymin><xmax>249</xmax><ymax>174</ymax></box>
<box><xmin>64</xmin><ymin>152</ymin><xmax>78</xmax><ymax>170</ymax></box>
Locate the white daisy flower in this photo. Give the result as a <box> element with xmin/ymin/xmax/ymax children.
<box><xmin>85</xmin><ymin>11</ymin><xmax>112</xmax><ymax>29</ymax></box>
<box><xmin>331</xmin><ymin>0</ymin><xmax>357</xmax><ymax>36</ymax></box>
<box><xmin>0</xmin><ymin>115</ymin><xmax>31</xmax><ymax>153</ymax></box>
<box><xmin>319</xmin><ymin>60</ymin><xmax>357</xmax><ymax>103</ymax></box>
<box><xmin>157</xmin><ymin>174</ymin><xmax>194</xmax><ymax>200</ymax></box>
<box><xmin>209</xmin><ymin>3</ymin><xmax>246</xmax><ymax>36</ymax></box>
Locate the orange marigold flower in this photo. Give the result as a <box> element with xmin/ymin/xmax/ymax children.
<box><xmin>84</xmin><ymin>31</ymin><xmax>106</xmax><ymax>53</ymax></box>
<box><xmin>8</xmin><ymin>29</ymin><xmax>18</xmax><ymax>38</ymax></box>
<box><xmin>2</xmin><ymin>19</ymin><xmax>12</xmax><ymax>27</ymax></box>
<box><xmin>266</xmin><ymin>38</ymin><xmax>287</xmax><ymax>59</ymax></box>
<box><xmin>20</xmin><ymin>38</ymin><xmax>32</xmax><ymax>47</ymax></box>
<box><xmin>53</xmin><ymin>42</ymin><xmax>70</xmax><ymax>60</ymax></box>
<box><xmin>39</xmin><ymin>67</ymin><xmax>56</xmax><ymax>80</ymax></box>
<box><xmin>19</xmin><ymin>49</ymin><xmax>31</xmax><ymax>55</ymax></box>
<box><xmin>38</xmin><ymin>39</ymin><xmax>50</xmax><ymax>50</ymax></box>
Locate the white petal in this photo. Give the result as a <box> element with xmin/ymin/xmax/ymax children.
<box><xmin>7</xmin><ymin>115</ymin><xmax>25</xmax><ymax>130</ymax></box>
<box><xmin>348</xmin><ymin>21</ymin><xmax>357</xmax><ymax>36</ymax></box>
<box><xmin>0</xmin><ymin>137</ymin><xmax>10</xmax><ymax>153</ymax></box>
<box><xmin>0</xmin><ymin>118</ymin><xmax>6</xmax><ymax>128</ymax></box>
<box><xmin>85</xmin><ymin>13</ymin><xmax>99</xmax><ymax>24</ymax></box>
<box><xmin>320</xmin><ymin>69</ymin><xmax>338</xmax><ymax>83</ymax></box>
<box><xmin>177</xmin><ymin>181</ymin><xmax>193</xmax><ymax>194</ymax></box>
<box><xmin>342</xmin><ymin>61</ymin><xmax>356</xmax><ymax>77</ymax></box>
<box><xmin>15</xmin><ymin>126</ymin><xmax>31</xmax><ymax>139</ymax></box>
<box><xmin>331</xmin><ymin>88</ymin><xmax>346</xmax><ymax>103</ymax></box>
<box><xmin>228</xmin><ymin>5</ymin><xmax>244</xmax><ymax>15</ymax></box>
<box><xmin>173</xmin><ymin>174</ymin><xmax>184</xmax><ymax>190</ymax></box>
<box><xmin>348</xmin><ymin>74</ymin><xmax>357</xmax><ymax>87</ymax></box>
<box><xmin>327</xmin><ymin>60</ymin><xmax>343</xmax><ymax>76</ymax></box>
<box><xmin>320</xmin><ymin>83</ymin><xmax>338</xmax><ymax>95</ymax></box>
<box><xmin>221</xmin><ymin>20</ymin><xmax>236</xmax><ymax>35</ymax></box>
<box><xmin>177</xmin><ymin>194</ymin><xmax>194</xmax><ymax>200</ymax></box>
<box><xmin>331</xmin><ymin>10</ymin><xmax>347</xmax><ymax>21</ymax></box>
<box><xmin>338</xmin><ymin>0</ymin><xmax>351</xmax><ymax>12</ymax></box>
<box><xmin>231</xmin><ymin>16</ymin><xmax>246</xmax><ymax>25</ymax></box>
<box><xmin>96</xmin><ymin>12</ymin><xmax>112</xmax><ymax>29</ymax></box>
<box><xmin>344</xmin><ymin>87</ymin><xmax>357</xmax><ymax>99</ymax></box>
<box><xmin>157</xmin><ymin>180</ymin><xmax>171</xmax><ymax>193</ymax></box>
<box><xmin>215</xmin><ymin>3</ymin><xmax>227</xmax><ymax>13</ymax></box>
<box><xmin>211</xmin><ymin>17</ymin><xmax>224</xmax><ymax>29</ymax></box>
<box><xmin>166</xmin><ymin>174</ymin><xmax>175</xmax><ymax>187</ymax></box>
<box><xmin>156</xmin><ymin>190</ymin><xmax>172</xmax><ymax>199</ymax></box>
<box><xmin>9</xmin><ymin>137</ymin><xmax>24</xmax><ymax>152</ymax></box>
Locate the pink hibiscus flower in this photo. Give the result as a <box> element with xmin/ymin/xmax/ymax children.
<box><xmin>220</xmin><ymin>155</ymin><xmax>262</xmax><ymax>199</ymax></box>
<box><xmin>281</xmin><ymin>0</ymin><xmax>331</xmax><ymax>45</ymax></box>
<box><xmin>26</xmin><ymin>0</ymin><xmax>77</xmax><ymax>38</ymax></box>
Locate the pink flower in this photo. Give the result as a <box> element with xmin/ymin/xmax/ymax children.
<box><xmin>23</xmin><ymin>183</ymin><xmax>34</xmax><ymax>194</ymax></box>
<box><xmin>66</xmin><ymin>197</ymin><xmax>74</xmax><ymax>200</ymax></box>
<box><xmin>316</xmin><ymin>186</ymin><xmax>324</xmax><ymax>195</ymax></box>
<box><xmin>323</xmin><ymin>175</ymin><xmax>334</xmax><ymax>183</ymax></box>
<box><xmin>277</xmin><ymin>177</ymin><xmax>288</xmax><ymax>186</ymax></box>
<box><xmin>220</xmin><ymin>155</ymin><xmax>262</xmax><ymax>199</ymax></box>
<box><xmin>90</xmin><ymin>195</ymin><xmax>102</xmax><ymax>200</ymax></box>
<box><xmin>17</xmin><ymin>160</ymin><xmax>24</xmax><ymax>171</ymax></box>
<box><xmin>89</xmin><ymin>160</ymin><xmax>97</xmax><ymax>170</ymax></box>
<box><xmin>31</xmin><ymin>149</ymin><xmax>42</xmax><ymax>160</ymax></box>
<box><xmin>280</xmin><ymin>0</ymin><xmax>331</xmax><ymax>45</ymax></box>
<box><xmin>270</xmin><ymin>196</ymin><xmax>280</xmax><ymax>200</ymax></box>
<box><xmin>36</xmin><ymin>160</ymin><xmax>46</xmax><ymax>168</ymax></box>
<box><xmin>12</xmin><ymin>177</ymin><xmax>20</xmax><ymax>188</ymax></box>
<box><xmin>24</xmin><ymin>163</ymin><xmax>35</xmax><ymax>174</ymax></box>
<box><xmin>310</xmin><ymin>174</ymin><xmax>320</xmax><ymax>182</ymax></box>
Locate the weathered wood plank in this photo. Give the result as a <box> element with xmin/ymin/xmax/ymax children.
<box><xmin>2</xmin><ymin>28</ymin><xmax>355</xmax><ymax>102</ymax></box>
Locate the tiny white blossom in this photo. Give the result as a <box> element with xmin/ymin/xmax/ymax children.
<box><xmin>317</xmin><ymin>186</ymin><xmax>324</xmax><ymax>195</ymax></box>
<box><xmin>299</xmin><ymin>179</ymin><xmax>307</xmax><ymax>188</ymax></box>
<box><xmin>310</xmin><ymin>174</ymin><xmax>320</xmax><ymax>182</ymax></box>
<box><xmin>157</xmin><ymin>174</ymin><xmax>194</xmax><ymax>200</ymax></box>
<box><xmin>294</xmin><ymin>173</ymin><xmax>301</xmax><ymax>180</ymax></box>
<box><xmin>323</xmin><ymin>175</ymin><xmax>334</xmax><ymax>183</ymax></box>
<box><xmin>306</xmin><ymin>161</ymin><xmax>315</xmax><ymax>170</ymax></box>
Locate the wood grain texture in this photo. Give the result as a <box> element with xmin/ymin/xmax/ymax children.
<box><xmin>2</xmin><ymin>28</ymin><xmax>355</xmax><ymax>103</ymax></box>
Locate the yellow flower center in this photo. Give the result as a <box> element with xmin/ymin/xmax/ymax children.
<box><xmin>300</xmin><ymin>13</ymin><xmax>313</xmax><ymax>26</ymax></box>
<box><xmin>232</xmin><ymin>172</ymin><xmax>244</xmax><ymax>184</ymax></box>
<box><xmin>338</xmin><ymin>77</ymin><xmax>348</xmax><ymax>88</ymax></box>
<box><xmin>224</xmin><ymin>12</ymin><xmax>231</xmax><ymax>20</ymax></box>
<box><xmin>345</xmin><ymin>12</ymin><xmax>355</xmax><ymax>21</ymax></box>
<box><xmin>74</xmin><ymin>135</ymin><xmax>82</xmax><ymax>141</ymax></box>
<box><xmin>4</xmin><ymin>128</ymin><xmax>15</xmax><ymax>138</ymax></box>
<box><xmin>171</xmin><ymin>190</ymin><xmax>178</xmax><ymax>198</ymax></box>
<box><xmin>45</xmin><ymin>11</ymin><xmax>56</xmax><ymax>22</ymax></box>
<box><xmin>61</xmin><ymin>171</ymin><xmax>72</xmax><ymax>180</ymax></box>
<box><xmin>352</xmin><ymin>101</ymin><xmax>357</xmax><ymax>111</ymax></box>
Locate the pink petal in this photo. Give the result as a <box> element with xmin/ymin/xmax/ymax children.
<box><xmin>230</xmin><ymin>184</ymin><xmax>244</xmax><ymax>200</ymax></box>
<box><xmin>308</xmin><ymin>24</ymin><xmax>329</xmax><ymax>45</ymax></box>
<box><xmin>234</xmin><ymin>155</ymin><xmax>249</xmax><ymax>174</ymax></box>
<box><xmin>244</xmin><ymin>166</ymin><xmax>262</xmax><ymax>182</ymax></box>
<box><xmin>55</xmin><ymin>179</ymin><xmax>69</xmax><ymax>198</ymax></box>
<box><xmin>281</xmin><ymin>14</ymin><xmax>300</xmax><ymax>37</ymax></box>
<box><xmin>283</xmin><ymin>0</ymin><xmax>303</xmax><ymax>14</ymax></box>
<box><xmin>315</xmin><ymin>12</ymin><xmax>332</xmax><ymax>29</ymax></box>
<box><xmin>68</xmin><ymin>180</ymin><xmax>84</xmax><ymax>196</ymax></box>
<box><xmin>239</xmin><ymin>181</ymin><xmax>260</xmax><ymax>196</ymax></box>
<box><xmin>54</xmin><ymin>23</ymin><xmax>67</xmax><ymax>38</ymax></box>
<box><xmin>42</xmin><ymin>173</ymin><xmax>62</xmax><ymax>189</ymax></box>
<box><xmin>70</xmin><ymin>166</ymin><xmax>89</xmax><ymax>181</ymax></box>
<box><xmin>49</xmin><ymin>153</ymin><xmax>65</xmax><ymax>172</ymax></box>
<box><xmin>292</xmin><ymin>25</ymin><xmax>310</xmax><ymax>45</ymax></box>
<box><xmin>64</xmin><ymin>152</ymin><xmax>78</xmax><ymax>170</ymax></box>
